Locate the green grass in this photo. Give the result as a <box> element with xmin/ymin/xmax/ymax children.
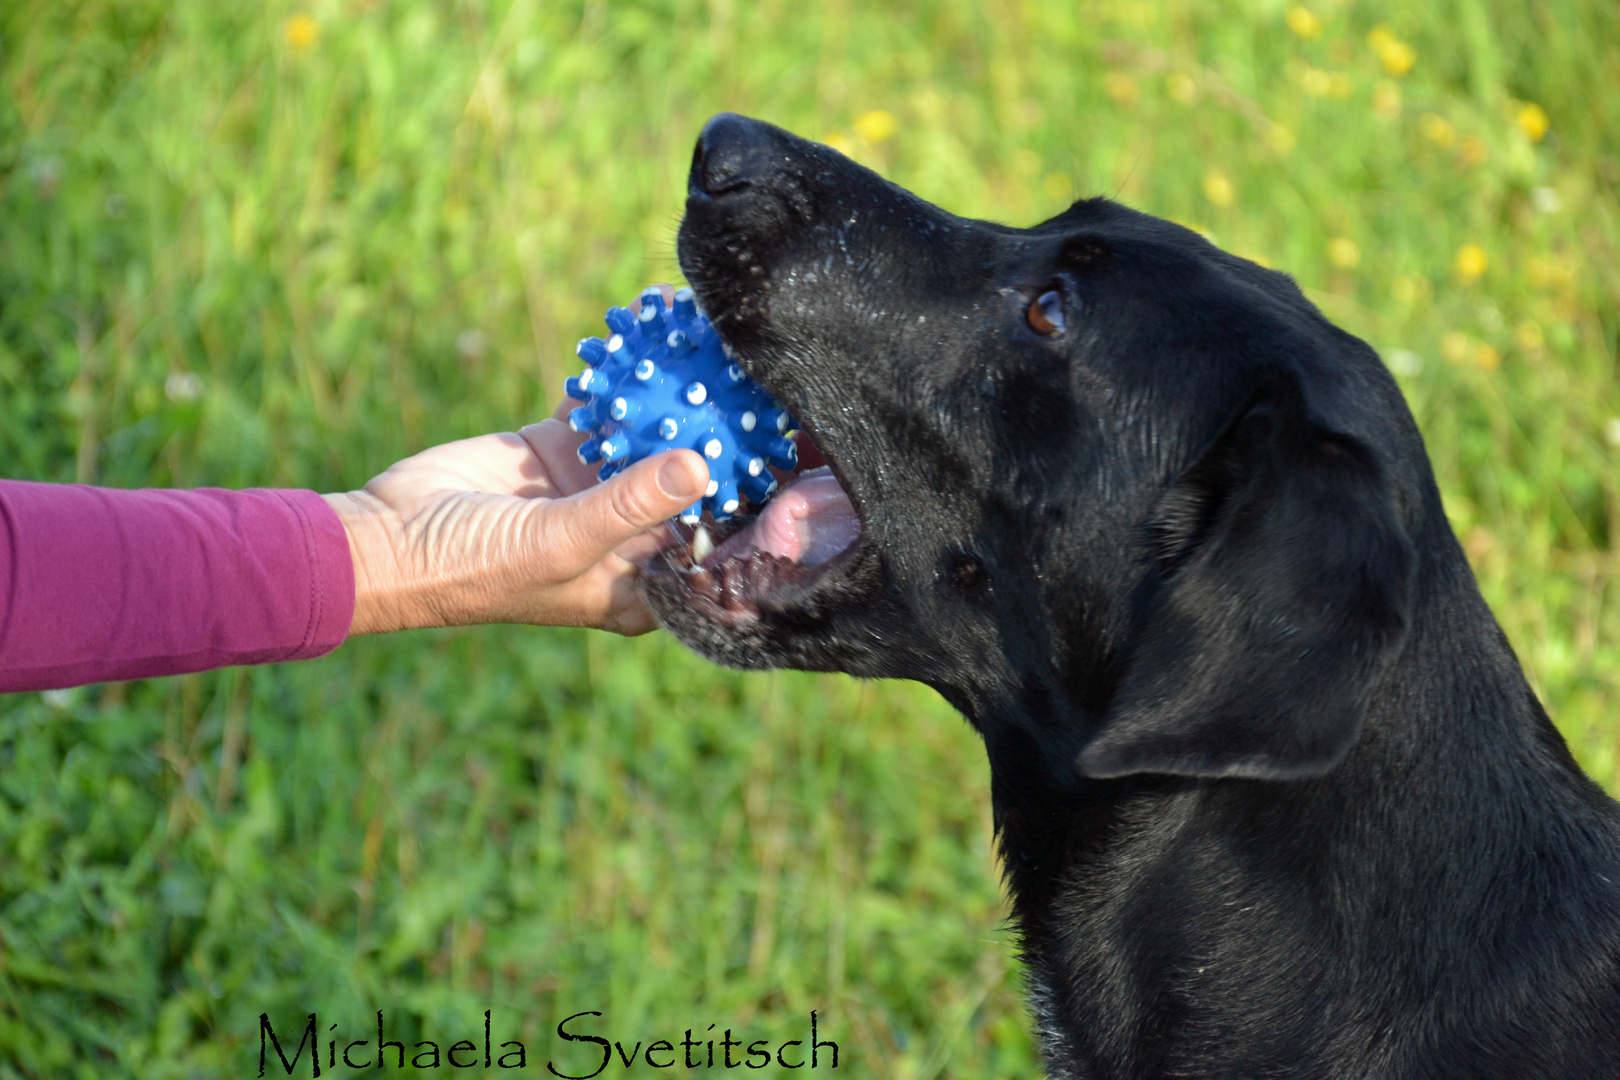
<box><xmin>2</xmin><ymin>0</ymin><xmax>1618</xmax><ymax>1075</ymax></box>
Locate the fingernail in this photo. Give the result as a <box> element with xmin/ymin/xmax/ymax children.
<box><xmin>657</xmin><ymin>454</ymin><xmax>705</xmax><ymax>500</ymax></box>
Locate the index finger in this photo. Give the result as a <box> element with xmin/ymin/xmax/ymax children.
<box><xmin>521</xmin><ymin>419</ymin><xmax>602</xmax><ymax>496</ymax></box>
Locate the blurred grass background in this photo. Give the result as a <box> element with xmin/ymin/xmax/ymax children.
<box><xmin>2</xmin><ymin>0</ymin><xmax>1618</xmax><ymax>1075</ymax></box>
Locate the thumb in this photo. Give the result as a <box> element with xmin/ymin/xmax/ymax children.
<box><xmin>545</xmin><ymin>450</ymin><xmax>709</xmax><ymax>571</ymax></box>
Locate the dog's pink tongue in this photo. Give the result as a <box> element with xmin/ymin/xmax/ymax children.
<box><xmin>712</xmin><ymin>467</ymin><xmax>859</xmax><ymax>567</ymax></box>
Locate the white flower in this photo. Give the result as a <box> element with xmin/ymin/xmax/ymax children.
<box><xmin>1384</xmin><ymin>349</ymin><xmax>1423</xmax><ymax>377</ymax></box>
<box><xmin>165</xmin><ymin>372</ymin><xmax>203</xmax><ymax>401</ymax></box>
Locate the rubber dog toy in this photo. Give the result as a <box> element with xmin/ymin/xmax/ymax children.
<box><xmin>565</xmin><ymin>286</ymin><xmax>798</xmax><ymax>524</ymax></box>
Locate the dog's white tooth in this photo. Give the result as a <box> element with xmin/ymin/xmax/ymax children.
<box><xmin>692</xmin><ymin>524</ymin><xmax>714</xmax><ymax>563</ymax></box>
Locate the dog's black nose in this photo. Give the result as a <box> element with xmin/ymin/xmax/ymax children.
<box><xmin>692</xmin><ymin>113</ymin><xmax>773</xmax><ymax>196</ymax></box>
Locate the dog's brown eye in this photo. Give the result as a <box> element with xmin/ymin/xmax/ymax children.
<box><xmin>1028</xmin><ymin>290</ymin><xmax>1065</xmax><ymax>336</ymax></box>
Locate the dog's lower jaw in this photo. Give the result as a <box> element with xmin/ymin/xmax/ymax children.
<box><xmin>637</xmin><ymin>548</ymin><xmax>929</xmax><ymax>679</ymax></box>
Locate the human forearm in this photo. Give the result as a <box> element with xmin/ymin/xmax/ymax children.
<box><xmin>0</xmin><ymin>482</ymin><xmax>353</xmax><ymax>691</ymax></box>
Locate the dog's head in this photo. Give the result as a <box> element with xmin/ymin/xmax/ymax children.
<box><xmin>645</xmin><ymin>114</ymin><xmax>1431</xmax><ymax>784</ymax></box>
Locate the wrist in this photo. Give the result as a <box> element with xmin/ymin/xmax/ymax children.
<box><xmin>321</xmin><ymin>491</ymin><xmax>419</xmax><ymax>636</ymax></box>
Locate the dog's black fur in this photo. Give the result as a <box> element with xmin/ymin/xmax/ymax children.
<box><xmin>646</xmin><ymin>114</ymin><xmax>1620</xmax><ymax>1078</ymax></box>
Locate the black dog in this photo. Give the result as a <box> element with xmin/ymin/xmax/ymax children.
<box><xmin>643</xmin><ymin>113</ymin><xmax>1620</xmax><ymax>1078</ymax></box>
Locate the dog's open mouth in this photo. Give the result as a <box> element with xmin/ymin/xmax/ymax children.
<box><xmin>646</xmin><ymin>459</ymin><xmax>862</xmax><ymax>623</ymax></box>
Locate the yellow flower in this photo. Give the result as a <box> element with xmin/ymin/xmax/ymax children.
<box><xmin>1472</xmin><ymin>342</ymin><xmax>1500</xmax><ymax>371</ymax></box>
<box><xmin>1044</xmin><ymin>172</ymin><xmax>1074</xmax><ymax>203</ymax></box>
<box><xmin>1327</xmin><ymin>237</ymin><xmax>1361</xmax><ymax>270</ymax></box>
<box><xmin>1382</xmin><ymin>42</ymin><xmax>1415</xmax><ymax>76</ymax></box>
<box><xmin>1440</xmin><ymin>331</ymin><xmax>1470</xmax><ymax>364</ymax></box>
<box><xmin>822</xmin><ymin>132</ymin><xmax>856</xmax><ymax>157</ymax></box>
<box><xmin>1419</xmin><ymin>113</ymin><xmax>1455</xmax><ymax>148</ymax></box>
<box><xmin>1454</xmin><ymin>243</ymin><xmax>1488</xmax><ymax>283</ymax></box>
<box><xmin>1286</xmin><ymin>6</ymin><xmax>1322</xmax><ymax>39</ymax></box>
<box><xmin>1372</xmin><ymin>80</ymin><xmax>1401</xmax><ymax>120</ymax></box>
<box><xmin>1526</xmin><ymin>254</ymin><xmax>1577</xmax><ymax>292</ymax></box>
<box><xmin>1391</xmin><ymin>274</ymin><xmax>1429</xmax><ymax>306</ymax></box>
<box><xmin>1166</xmin><ymin>72</ymin><xmax>1198</xmax><ymax>104</ymax></box>
<box><xmin>284</xmin><ymin>13</ymin><xmax>319</xmax><ymax>50</ymax></box>
<box><xmin>852</xmin><ymin>109</ymin><xmax>897</xmax><ymax>143</ymax></box>
<box><xmin>1516</xmin><ymin>102</ymin><xmax>1549</xmax><ymax>143</ymax></box>
<box><xmin>1514</xmin><ymin>320</ymin><xmax>1545</xmax><ymax>351</ymax></box>
<box><xmin>1300</xmin><ymin>68</ymin><xmax>1352</xmax><ymax>99</ymax></box>
<box><xmin>1265</xmin><ymin>124</ymin><xmax>1296</xmax><ymax>156</ymax></box>
<box><xmin>1458</xmin><ymin>135</ymin><xmax>1487</xmax><ymax>167</ymax></box>
<box><xmin>1202</xmin><ymin>169</ymin><xmax>1235</xmax><ymax>209</ymax></box>
<box><xmin>1367</xmin><ymin>25</ymin><xmax>1415</xmax><ymax>77</ymax></box>
<box><xmin>1103</xmin><ymin>71</ymin><xmax>1140</xmax><ymax>107</ymax></box>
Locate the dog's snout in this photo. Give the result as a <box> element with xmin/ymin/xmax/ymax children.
<box><xmin>692</xmin><ymin>112</ymin><xmax>774</xmax><ymax>196</ymax></box>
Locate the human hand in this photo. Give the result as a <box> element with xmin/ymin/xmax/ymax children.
<box><xmin>323</xmin><ymin>417</ymin><xmax>709</xmax><ymax>638</ymax></box>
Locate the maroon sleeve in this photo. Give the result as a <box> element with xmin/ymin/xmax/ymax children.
<box><xmin>0</xmin><ymin>482</ymin><xmax>355</xmax><ymax>692</ymax></box>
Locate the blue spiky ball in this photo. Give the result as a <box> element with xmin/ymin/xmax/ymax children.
<box><xmin>565</xmin><ymin>286</ymin><xmax>798</xmax><ymax>524</ymax></box>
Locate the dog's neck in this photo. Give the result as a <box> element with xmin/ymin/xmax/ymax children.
<box><xmin>972</xmin><ymin>542</ymin><xmax>1620</xmax><ymax>1077</ymax></box>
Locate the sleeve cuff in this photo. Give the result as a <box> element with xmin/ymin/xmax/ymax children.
<box><xmin>274</xmin><ymin>489</ymin><xmax>356</xmax><ymax>659</ymax></box>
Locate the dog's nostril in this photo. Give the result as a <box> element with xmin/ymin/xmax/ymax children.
<box><xmin>693</xmin><ymin>112</ymin><xmax>771</xmax><ymax>196</ymax></box>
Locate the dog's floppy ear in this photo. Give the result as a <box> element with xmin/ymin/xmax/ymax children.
<box><xmin>1079</xmin><ymin>373</ymin><xmax>1415</xmax><ymax>781</ymax></box>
